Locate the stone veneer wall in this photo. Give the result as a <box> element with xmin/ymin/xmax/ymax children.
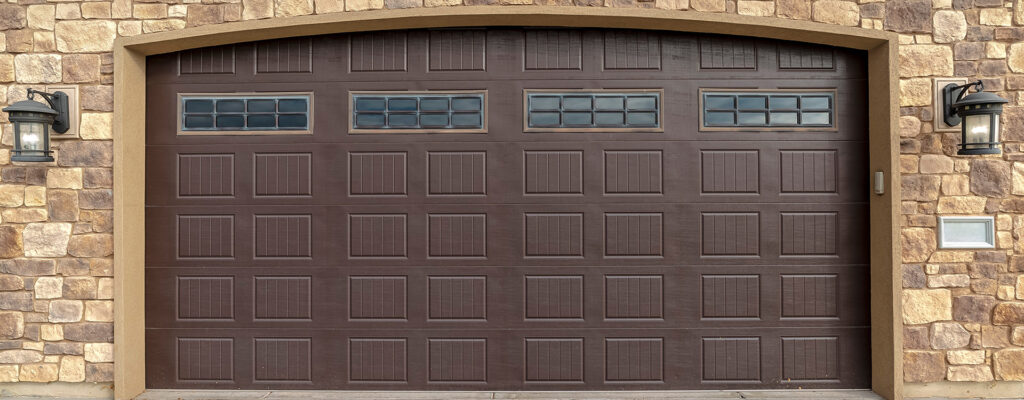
<box><xmin>0</xmin><ymin>0</ymin><xmax>1021</xmax><ymax>390</ymax></box>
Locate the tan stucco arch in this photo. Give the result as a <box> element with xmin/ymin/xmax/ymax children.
<box><xmin>112</xmin><ymin>7</ymin><xmax>901</xmax><ymax>399</ymax></box>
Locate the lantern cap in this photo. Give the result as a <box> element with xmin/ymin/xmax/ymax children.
<box><xmin>953</xmin><ymin>90</ymin><xmax>1009</xmax><ymax>109</ymax></box>
<box><xmin>2</xmin><ymin>99</ymin><xmax>59</xmax><ymax>117</ymax></box>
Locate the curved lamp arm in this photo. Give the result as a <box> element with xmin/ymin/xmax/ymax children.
<box><xmin>25</xmin><ymin>88</ymin><xmax>70</xmax><ymax>134</ymax></box>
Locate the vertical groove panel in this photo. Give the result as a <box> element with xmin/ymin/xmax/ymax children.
<box><xmin>254</xmin><ymin>153</ymin><xmax>312</xmax><ymax>197</ymax></box>
<box><xmin>780</xmin><ymin>150</ymin><xmax>838</xmax><ymax>193</ymax></box>
<box><xmin>778</xmin><ymin>43</ymin><xmax>835</xmax><ymax>69</ymax></box>
<box><xmin>429</xmin><ymin>30</ymin><xmax>486</xmax><ymax>71</ymax></box>
<box><xmin>349</xmin><ymin>214</ymin><xmax>408</xmax><ymax>258</ymax></box>
<box><xmin>604</xmin><ymin>151</ymin><xmax>663</xmax><ymax>194</ymax></box>
<box><xmin>178</xmin><ymin>154</ymin><xmax>234</xmax><ymax>197</ymax></box>
<box><xmin>605</xmin><ymin>338</ymin><xmax>664</xmax><ymax>382</ymax></box>
<box><xmin>524</xmin><ymin>213</ymin><xmax>583</xmax><ymax>257</ymax></box>
<box><xmin>524</xmin><ymin>151</ymin><xmax>583</xmax><ymax>195</ymax></box>
<box><xmin>700</xmin><ymin>151</ymin><xmax>758</xmax><ymax>193</ymax></box>
<box><xmin>177</xmin><ymin>277</ymin><xmax>234</xmax><ymax>320</ymax></box>
<box><xmin>349</xmin><ymin>339</ymin><xmax>407</xmax><ymax>382</ymax></box>
<box><xmin>604</xmin><ymin>213</ymin><xmax>663</xmax><ymax>257</ymax></box>
<box><xmin>524</xmin><ymin>338</ymin><xmax>584</xmax><ymax>382</ymax></box>
<box><xmin>782</xmin><ymin>337</ymin><xmax>840</xmax><ymax>380</ymax></box>
<box><xmin>256</xmin><ymin>38</ymin><xmax>313</xmax><ymax>73</ymax></box>
<box><xmin>350</xmin><ymin>32</ymin><xmax>407</xmax><ymax>72</ymax></box>
<box><xmin>349</xmin><ymin>152</ymin><xmax>407</xmax><ymax>196</ymax></box>
<box><xmin>701</xmin><ymin>275</ymin><xmax>760</xmax><ymax>318</ymax></box>
<box><xmin>177</xmin><ymin>338</ymin><xmax>234</xmax><ymax>381</ymax></box>
<box><xmin>524</xmin><ymin>30</ymin><xmax>582</xmax><ymax>70</ymax></box>
<box><xmin>254</xmin><ymin>277</ymin><xmax>312</xmax><ymax>320</ymax></box>
<box><xmin>525</xmin><ymin>275</ymin><xmax>583</xmax><ymax>319</ymax></box>
<box><xmin>177</xmin><ymin>215</ymin><xmax>234</xmax><ymax>258</ymax></box>
<box><xmin>254</xmin><ymin>215</ymin><xmax>311</xmax><ymax>258</ymax></box>
<box><xmin>700</xmin><ymin>213</ymin><xmax>759</xmax><ymax>256</ymax></box>
<box><xmin>349</xmin><ymin>276</ymin><xmax>407</xmax><ymax>320</ymax></box>
<box><xmin>428</xmin><ymin>152</ymin><xmax>486</xmax><ymax>195</ymax></box>
<box><xmin>428</xmin><ymin>214</ymin><xmax>486</xmax><ymax>257</ymax></box>
<box><xmin>428</xmin><ymin>339</ymin><xmax>487</xmax><ymax>382</ymax></box>
<box><xmin>781</xmin><ymin>274</ymin><xmax>839</xmax><ymax>318</ymax></box>
<box><xmin>701</xmin><ymin>337</ymin><xmax>761</xmax><ymax>381</ymax></box>
<box><xmin>781</xmin><ymin>212</ymin><xmax>838</xmax><ymax>255</ymax></box>
<box><xmin>604</xmin><ymin>31</ymin><xmax>661</xmax><ymax>70</ymax></box>
<box><xmin>605</xmin><ymin>275</ymin><xmax>663</xmax><ymax>319</ymax></box>
<box><xmin>254</xmin><ymin>338</ymin><xmax>312</xmax><ymax>381</ymax></box>
<box><xmin>428</xmin><ymin>276</ymin><xmax>487</xmax><ymax>320</ymax></box>
<box><xmin>699</xmin><ymin>36</ymin><xmax>757</xmax><ymax>69</ymax></box>
<box><xmin>179</xmin><ymin>45</ymin><xmax>235</xmax><ymax>74</ymax></box>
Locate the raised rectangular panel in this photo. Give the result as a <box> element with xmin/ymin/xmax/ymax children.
<box><xmin>428</xmin><ymin>152</ymin><xmax>486</xmax><ymax>195</ymax></box>
<box><xmin>525</xmin><ymin>275</ymin><xmax>583</xmax><ymax>319</ymax></box>
<box><xmin>428</xmin><ymin>338</ymin><xmax>487</xmax><ymax>382</ymax></box>
<box><xmin>254</xmin><ymin>153</ymin><xmax>312</xmax><ymax>197</ymax></box>
<box><xmin>524</xmin><ymin>30</ymin><xmax>582</xmax><ymax>70</ymax></box>
<box><xmin>938</xmin><ymin>216</ymin><xmax>996</xmax><ymax>249</ymax></box>
<box><xmin>524</xmin><ymin>338</ymin><xmax>584</xmax><ymax>382</ymax></box>
<box><xmin>605</xmin><ymin>213</ymin><xmax>663</xmax><ymax>257</ymax></box>
<box><xmin>45</xmin><ymin>85</ymin><xmax>79</xmax><ymax>140</ymax></box>
<box><xmin>428</xmin><ymin>214</ymin><xmax>486</xmax><ymax>258</ymax></box>
<box><xmin>701</xmin><ymin>275</ymin><xmax>760</xmax><ymax>319</ymax></box>
<box><xmin>428</xmin><ymin>276</ymin><xmax>486</xmax><ymax>320</ymax></box>
<box><xmin>350</xmin><ymin>31</ymin><xmax>407</xmax><ymax>72</ymax></box>
<box><xmin>349</xmin><ymin>276</ymin><xmax>407</xmax><ymax>320</ymax></box>
<box><xmin>349</xmin><ymin>152</ymin><xmax>407</xmax><ymax>196</ymax></box>
<box><xmin>254</xmin><ymin>277</ymin><xmax>311</xmax><ymax>320</ymax></box>
<box><xmin>177</xmin><ymin>215</ymin><xmax>234</xmax><ymax>259</ymax></box>
<box><xmin>524</xmin><ymin>213</ymin><xmax>583</xmax><ymax>257</ymax></box>
<box><xmin>605</xmin><ymin>275</ymin><xmax>663</xmax><ymax>319</ymax></box>
<box><xmin>782</xmin><ymin>337</ymin><xmax>839</xmax><ymax>381</ymax></box>
<box><xmin>604</xmin><ymin>151</ymin><xmax>663</xmax><ymax>194</ymax></box>
<box><xmin>701</xmin><ymin>212</ymin><xmax>759</xmax><ymax>256</ymax></box>
<box><xmin>780</xmin><ymin>150</ymin><xmax>838</xmax><ymax>193</ymax></box>
<box><xmin>179</xmin><ymin>45</ymin><xmax>235</xmax><ymax>74</ymax></box>
<box><xmin>699</xmin><ymin>36</ymin><xmax>756</xmax><ymax>69</ymax></box>
<box><xmin>348</xmin><ymin>338</ymin><xmax>407</xmax><ymax>382</ymax></box>
<box><xmin>177</xmin><ymin>338</ymin><xmax>234</xmax><ymax>381</ymax></box>
<box><xmin>178</xmin><ymin>154</ymin><xmax>234</xmax><ymax>197</ymax></box>
<box><xmin>254</xmin><ymin>338</ymin><xmax>312</xmax><ymax>382</ymax></box>
<box><xmin>700</xmin><ymin>150</ymin><xmax>758</xmax><ymax>193</ymax></box>
<box><xmin>254</xmin><ymin>215</ymin><xmax>311</xmax><ymax>258</ymax></box>
<box><xmin>604</xmin><ymin>31</ymin><xmax>661</xmax><ymax>70</ymax></box>
<box><xmin>429</xmin><ymin>30</ymin><xmax>486</xmax><ymax>71</ymax></box>
<box><xmin>781</xmin><ymin>274</ymin><xmax>838</xmax><ymax>318</ymax></box>
<box><xmin>524</xmin><ymin>151</ymin><xmax>583</xmax><ymax>195</ymax></box>
<box><xmin>701</xmin><ymin>337</ymin><xmax>761</xmax><ymax>382</ymax></box>
<box><xmin>605</xmin><ymin>338</ymin><xmax>664</xmax><ymax>382</ymax></box>
<box><xmin>177</xmin><ymin>276</ymin><xmax>234</xmax><ymax>320</ymax></box>
<box><xmin>781</xmin><ymin>212</ymin><xmax>838</xmax><ymax>256</ymax></box>
<box><xmin>349</xmin><ymin>214</ymin><xmax>408</xmax><ymax>258</ymax></box>
<box><xmin>777</xmin><ymin>42</ymin><xmax>834</xmax><ymax>70</ymax></box>
<box><xmin>934</xmin><ymin>78</ymin><xmax>968</xmax><ymax>132</ymax></box>
<box><xmin>255</xmin><ymin>37</ymin><xmax>313</xmax><ymax>73</ymax></box>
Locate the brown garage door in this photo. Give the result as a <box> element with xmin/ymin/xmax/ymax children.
<box><xmin>145</xmin><ymin>28</ymin><xmax>870</xmax><ymax>390</ymax></box>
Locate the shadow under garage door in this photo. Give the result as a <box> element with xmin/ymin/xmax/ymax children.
<box><xmin>144</xmin><ymin>27</ymin><xmax>870</xmax><ymax>390</ymax></box>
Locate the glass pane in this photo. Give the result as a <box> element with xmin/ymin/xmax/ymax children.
<box><xmin>738</xmin><ymin>112</ymin><xmax>767</xmax><ymax>125</ymax></box>
<box><xmin>388</xmin><ymin>98</ymin><xmax>417</xmax><ymax>111</ymax></box>
<box><xmin>704</xmin><ymin>112</ymin><xmax>735</xmax><ymax>126</ymax></box>
<box><xmin>595</xmin><ymin>97</ymin><xmax>625</xmax><ymax>111</ymax></box>
<box><xmin>627</xmin><ymin>112</ymin><xmax>657</xmax><ymax>126</ymax></box>
<box><xmin>563</xmin><ymin>112</ymin><xmax>592</xmax><ymax>126</ymax></box>
<box><xmin>801</xmin><ymin>96</ymin><xmax>831</xmax><ymax>110</ymax></box>
<box><xmin>452</xmin><ymin>112</ymin><xmax>482</xmax><ymax>127</ymax></box>
<box><xmin>964</xmin><ymin>114</ymin><xmax>992</xmax><ymax>145</ymax></box>
<box><xmin>420</xmin><ymin>113</ymin><xmax>449</xmax><ymax>127</ymax></box>
<box><xmin>216</xmin><ymin>115</ymin><xmax>244</xmax><ymax>128</ymax></box>
<box><xmin>420</xmin><ymin>98</ymin><xmax>449</xmax><ymax>112</ymax></box>
<box><xmin>531</xmin><ymin>96</ymin><xmax>560</xmax><ymax>111</ymax></box>
<box><xmin>278</xmin><ymin>99</ymin><xmax>308</xmax><ymax>113</ymax></box>
<box><xmin>247</xmin><ymin>114</ymin><xmax>276</xmax><ymax>128</ymax></box>
<box><xmin>626</xmin><ymin>96</ymin><xmax>657</xmax><ymax>110</ymax></box>
<box><xmin>530</xmin><ymin>112</ymin><xmax>561</xmax><ymax>127</ymax></box>
<box><xmin>184</xmin><ymin>115</ymin><xmax>214</xmax><ymax>128</ymax></box>
<box><xmin>355</xmin><ymin>113</ymin><xmax>386</xmax><ymax>127</ymax></box>
<box><xmin>452</xmin><ymin>97</ymin><xmax>482</xmax><ymax>112</ymax></box>
<box><xmin>738</xmin><ymin>96</ymin><xmax>767</xmax><ymax>110</ymax></box>
<box><xmin>802</xmin><ymin>112</ymin><xmax>831</xmax><ymax>125</ymax></box>
<box><xmin>184</xmin><ymin>100</ymin><xmax>214</xmax><ymax>113</ymax></box>
<box><xmin>770</xmin><ymin>112</ymin><xmax>798</xmax><ymax>125</ymax></box>
<box><xmin>216</xmin><ymin>100</ymin><xmax>244</xmax><ymax>113</ymax></box>
<box><xmin>278</xmin><ymin>114</ymin><xmax>307</xmax><ymax>129</ymax></box>
<box><xmin>247</xmin><ymin>99</ymin><xmax>276</xmax><ymax>113</ymax></box>
<box><xmin>18</xmin><ymin>122</ymin><xmax>44</xmax><ymax>150</ymax></box>
<box><xmin>769</xmin><ymin>96</ymin><xmax>798</xmax><ymax>109</ymax></box>
<box><xmin>355</xmin><ymin>98</ymin><xmax>387</xmax><ymax>112</ymax></box>
<box><xmin>388</xmin><ymin>113</ymin><xmax>418</xmax><ymax>127</ymax></box>
<box><xmin>705</xmin><ymin>96</ymin><xmax>735</xmax><ymax>110</ymax></box>
<box><xmin>595</xmin><ymin>112</ymin><xmax>625</xmax><ymax>126</ymax></box>
<box><xmin>562</xmin><ymin>96</ymin><xmax>592</xmax><ymax>110</ymax></box>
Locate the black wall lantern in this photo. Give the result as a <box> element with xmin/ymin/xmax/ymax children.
<box><xmin>2</xmin><ymin>89</ymin><xmax>70</xmax><ymax>162</ymax></box>
<box><xmin>942</xmin><ymin>81</ymin><xmax>1009</xmax><ymax>156</ymax></box>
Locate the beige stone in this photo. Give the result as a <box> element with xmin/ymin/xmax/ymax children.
<box><xmin>19</xmin><ymin>363</ymin><xmax>57</xmax><ymax>382</ymax></box>
<box><xmin>79</xmin><ymin>113</ymin><xmax>112</xmax><ymax>140</ymax></box>
<box><xmin>1013</xmin><ymin>163</ymin><xmax>1024</xmax><ymax>195</ymax></box>
<box><xmin>980</xmin><ymin>8</ymin><xmax>1012</xmax><ymax>26</ymax></box>
<box><xmin>1017</xmin><ymin>276</ymin><xmax>1024</xmax><ymax>300</ymax></box>
<box><xmin>987</xmin><ymin>42</ymin><xmax>1007</xmax><ymax>59</ymax></box>
<box><xmin>117</xmin><ymin>21</ymin><xmax>142</xmax><ymax>37</ymax></box>
<box><xmin>142</xmin><ymin>20</ymin><xmax>186</xmax><ymax>34</ymax></box>
<box><xmin>942</xmin><ymin>175</ymin><xmax>970</xmax><ymax>196</ymax></box>
<box><xmin>0</xmin><ymin>350</ymin><xmax>42</xmax><ymax>364</ymax></box>
<box><xmin>63</xmin><ymin>277</ymin><xmax>96</xmax><ymax>299</ymax></box>
<box><xmin>55</xmin><ymin>21</ymin><xmax>116</xmax><ymax>52</ymax></box>
<box><xmin>993</xmin><ymin>302</ymin><xmax>1024</xmax><ymax>325</ymax></box>
<box><xmin>903</xmin><ymin>289</ymin><xmax>952</xmax><ymax>324</ymax></box>
<box><xmin>83</xmin><ymin>343</ymin><xmax>112</xmax><ymax>363</ymax></box>
<box><xmin>998</xmin><ymin>285</ymin><xmax>1016</xmax><ymax>300</ymax></box>
<box><xmin>133</xmin><ymin>4</ymin><xmax>167</xmax><ymax>19</ymax></box>
<box><xmin>55</xmin><ymin>4</ymin><xmax>81</xmax><ymax>20</ymax></box>
<box><xmin>899</xmin><ymin>45</ymin><xmax>953</xmax><ymax>77</ymax></box>
<box><xmin>49</xmin><ymin>300</ymin><xmax>83</xmax><ymax>323</ymax></box>
<box><xmin>690</xmin><ymin>0</ymin><xmax>726</xmax><ymax>11</ymax></box>
<box><xmin>900</xmin><ymin>115</ymin><xmax>921</xmax><ymax>137</ymax></box>
<box><xmin>47</xmin><ymin>169</ymin><xmax>83</xmax><ymax>190</ymax></box>
<box><xmin>97</xmin><ymin>278</ymin><xmax>113</xmax><ymax>300</ymax></box>
<box><xmin>346</xmin><ymin>0</ymin><xmax>386</xmax><ymax>10</ymax></box>
<box><xmin>905</xmin><ymin>350</ymin><xmax>946</xmax><ymax>382</ymax></box>
<box><xmin>34</xmin><ymin>277</ymin><xmax>62</xmax><ymax>299</ymax></box>
<box><xmin>0</xmin><ymin>185</ymin><xmax>25</xmax><ymax>207</ymax></box>
<box><xmin>39</xmin><ymin>324</ymin><xmax>61</xmax><ymax>341</ymax></box>
<box><xmin>62</xmin><ymin>54</ymin><xmax>100</xmax><ymax>84</ymax></box>
<box><xmin>27</xmin><ymin>5</ymin><xmax>55</xmax><ymax>31</ymax></box>
<box><xmin>1009</xmin><ymin>43</ymin><xmax>1024</xmax><ymax>73</ymax></box>
<box><xmin>242</xmin><ymin>0</ymin><xmax>274</xmax><ymax>19</ymax></box>
<box><xmin>902</xmin><ymin>228</ymin><xmax>936</xmax><ymax>263</ymax></box>
<box><xmin>994</xmin><ymin>349</ymin><xmax>1024</xmax><ymax>380</ymax></box>
<box><xmin>947</xmin><ymin>365</ymin><xmax>993</xmax><ymax>381</ymax></box>
<box><xmin>811</xmin><ymin>0</ymin><xmax>859</xmax><ymax>26</ymax></box>
<box><xmin>0</xmin><ymin>54</ymin><xmax>13</xmax><ymax>83</ymax></box>
<box><xmin>425</xmin><ymin>0</ymin><xmax>462</xmax><ymax>5</ymax></box>
<box><xmin>920</xmin><ymin>155</ymin><xmax>954</xmax><ymax>174</ymax></box>
<box><xmin>948</xmin><ymin>349</ymin><xmax>986</xmax><ymax>365</ymax></box>
<box><xmin>1013</xmin><ymin>326</ymin><xmax>1024</xmax><ymax>346</ymax></box>
<box><xmin>736</xmin><ymin>0</ymin><xmax>773</xmax><ymax>16</ymax></box>
<box><xmin>85</xmin><ymin>301</ymin><xmax>112</xmax><ymax>322</ymax></box>
<box><xmin>68</xmin><ymin>234</ymin><xmax>112</xmax><ymax>258</ymax></box>
<box><xmin>927</xmin><ymin>274</ymin><xmax>970</xmax><ymax>288</ymax></box>
<box><xmin>58</xmin><ymin>355</ymin><xmax>83</xmax><ymax>382</ymax></box>
<box><xmin>0</xmin><ymin>365</ymin><xmax>16</xmax><ymax>382</ymax></box>
<box><xmin>2</xmin><ymin>209</ymin><xmax>47</xmax><ymax>224</ymax></box>
<box><xmin>14</xmin><ymin>54</ymin><xmax>61</xmax><ymax>84</ymax></box>
<box><xmin>937</xmin><ymin>196</ymin><xmax>987</xmax><ymax>214</ymax></box>
<box><xmin>655</xmin><ymin>0</ymin><xmax>689</xmax><ymax>9</ymax></box>
<box><xmin>277</xmin><ymin>0</ymin><xmax>314</xmax><ymax>16</ymax></box>
<box><xmin>0</xmin><ymin>312</ymin><xmax>23</xmax><ymax>340</ymax></box>
<box><xmin>899</xmin><ymin>79</ymin><xmax>931</xmax><ymax>107</ymax></box>
<box><xmin>931</xmin><ymin>322</ymin><xmax>971</xmax><ymax>349</ymax></box>
<box><xmin>931</xmin><ymin>10</ymin><xmax>966</xmax><ymax>43</ymax></box>
<box><xmin>24</xmin><ymin>186</ymin><xmax>45</xmax><ymax>208</ymax></box>
<box><xmin>22</xmin><ymin>223</ymin><xmax>72</xmax><ymax>258</ymax></box>
<box><xmin>81</xmin><ymin>3</ymin><xmax>110</xmax><ymax>19</ymax></box>
<box><xmin>32</xmin><ymin>32</ymin><xmax>55</xmax><ymax>53</ymax></box>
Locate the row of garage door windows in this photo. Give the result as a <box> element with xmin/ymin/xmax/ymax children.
<box><xmin>177</xmin><ymin>90</ymin><xmax>836</xmax><ymax>134</ymax></box>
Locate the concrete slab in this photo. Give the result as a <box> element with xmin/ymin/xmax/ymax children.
<box><xmin>135</xmin><ymin>389</ymin><xmax>884</xmax><ymax>400</ymax></box>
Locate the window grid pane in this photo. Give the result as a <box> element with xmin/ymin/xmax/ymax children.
<box><xmin>702</xmin><ymin>91</ymin><xmax>835</xmax><ymax>128</ymax></box>
<box><xmin>181</xmin><ymin>94</ymin><xmax>311</xmax><ymax>132</ymax></box>
<box><xmin>351</xmin><ymin>93</ymin><xmax>486</xmax><ymax>131</ymax></box>
<box><xmin>526</xmin><ymin>92</ymin><xmax>661</xmax><ymax>130</ymax></box>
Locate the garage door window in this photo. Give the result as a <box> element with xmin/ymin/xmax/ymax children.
<box><xmin>178</xmin><ymin>93</ymin><xmax>312</xmax><ymax>135</ymax></box>
<box><xmin>524</xmin><ymin>90</ymin><xmax>662</xmax><ymax>132</ymax></box>
<box><xmin>350</xmin><ymin>91</ymin><xmax>487</xmax><ymax>133</ymax></box>
<box><xmin>700</xmin><ymin>89</ymin><xmax>836</xmax><ymax>130</ymax></box>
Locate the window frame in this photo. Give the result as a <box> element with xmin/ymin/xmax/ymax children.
<box><xmin>176</xmin><ymin>92</ymin><xmax>314</xmax><ymax>136</ymax></box>
<box><xmin>698</xmin><ymin>88</ymin><xmax>839</xmax><ymax>132</ymax></box>
<box><xmin>348</xmin><ymin>90</ymin><xmax>489</xmax><ymax>134</ymax></box>
<box><xmin>522</xmin><ymin>89</ymin><xmax>665</xmax><ymax>133</ymax></box>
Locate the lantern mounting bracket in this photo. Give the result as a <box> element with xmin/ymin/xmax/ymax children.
<box><xmin>942</xmin><ymin>80</ymin><xmax>983</xmax><ymax>127</ymax></box>
<box><xmin>26</xmin><ymin>88</ymin><xmax>70</xmax><ymax>134</ymax></box>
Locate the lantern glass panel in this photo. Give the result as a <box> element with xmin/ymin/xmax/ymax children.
<box><xmin>18</xmin><ymin>121</ymin><xmax>45</xmax><ymax>152</ymax></box>
<box><xmin>964</xmin><ymin>114</ymin><xmax>993</xmax><ymax>148</ymax></box>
